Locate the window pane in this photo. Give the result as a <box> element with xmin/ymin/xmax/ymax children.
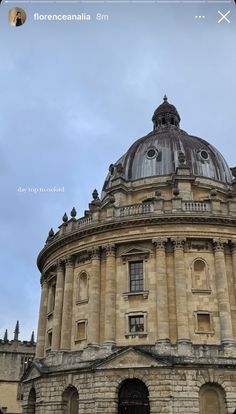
<box><xmin>129</xmin><ymin>315</ymin><xmax>144</xmax><ymax>333</ymax></box>
<box><xmin>129</xmin><ymin>261</ymin><xmax>143</xmax><ymax>292</ymax></box>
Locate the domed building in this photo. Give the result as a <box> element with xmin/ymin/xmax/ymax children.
<box><xmin>23</xmin><ymin>97</ymin><xmax>236</xmax><ymax>414</ymax></box>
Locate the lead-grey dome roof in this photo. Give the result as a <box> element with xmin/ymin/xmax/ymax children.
<box><xmin>102</xmin><ymin>98</ymin><xmax>232</xmax><ymax>196</ymax></box>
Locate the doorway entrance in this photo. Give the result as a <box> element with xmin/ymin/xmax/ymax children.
<box><xmin>118</xmin><ymin>379</ymin><xmax>150</xmax><ymax>414</ymax></box>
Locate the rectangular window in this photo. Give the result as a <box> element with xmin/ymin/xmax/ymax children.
<box><xmin>51</xmin><ymin>284</ymin><xmax>56</xmax><ymax>310</ymax></box>
<box><xmin>48</xmin><ymin>283</ymin><xmax>56</xmax><ymax>314</ymax></box>
<box><xmin>129</xmin><ymin>261</ymin><xmax>143</xmax><ymax>292</ymax></box>
<box><xmin>47</xmin><ymin>330</ymin><xmax>52</xmax><ymax>348</ymax></box>
<box><xmin>129</xmin><ymin>315</ymin><xmax>144</xmax><ymax>333</ymax></box>
<box><xmin>76</xmin><ymin>321</ymin><xmax>86</xmax><ymax>341</ymax></box>
<box><xmin>197</xmin><ymin>313</ymin><xmax>211</xmax><ymax>332</ymax></box>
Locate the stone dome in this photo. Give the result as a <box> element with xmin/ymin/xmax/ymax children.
<box><xmin>102</xmin><ymin>97</ymin><xmax>232</xmax><ymax>195</ymax></box>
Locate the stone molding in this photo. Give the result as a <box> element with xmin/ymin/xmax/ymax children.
<box><xmin>37</xmin><ymin>215</ymin><xmax>236</xmax><ymax>270</ymax></box>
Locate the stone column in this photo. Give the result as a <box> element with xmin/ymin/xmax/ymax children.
<box><xmin>104</xmin><ymin>244</ymin><xmax>116</xmax><ymax>345</ymax></box>
<box><xmin>60</xmin><ymin>256</ymin><xmax>74</xmax><ymax>350</ymax></box>
<box><xmin>36</xmin><ymin>275</ymin><xmax>49</xmax><ymax>358</ymax></box>
<box><xmin>213</xmin><ymin>239</ymin><xmax>234</xmax><ymax>346</ymax></box>
<box><xmin>231</xmin><ymin>241</ymin><xmax>236</xmax><ymax>296</ymax></box>
<box><xmin>51</xmin><ymin>260</ymin><xmax>65</xmax><ymax>351</ymax></box>
<box><xmin>153</xmin><ymin>238</ymin><xmax>169</xmax><ymax>343</ymax></box>
<box><xmin>88</xmin><ymin>247</ymin><xmax>101</xmax><ymax>346</ymax></box>
<box><xmin>173</xmin><ymin>238</ymin><xmax>190</xmax><ymax>343</ymax></box>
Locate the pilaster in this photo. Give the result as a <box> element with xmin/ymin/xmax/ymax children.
<box><xmin>88</xmin><ymin>247</ymin><xmax>101</xmax><ymax>346</ymax></box>
<box><xmin>172</xmin><ymin>238</ymin><xmax>191</xmax><ymax>344</ymax></box>
<box><xmin>230</xmin><ymin>241</ymin><xmax>236</xmax><ymax>296</ymax></box>
<box><xmin>36</xmin><ymin>274</ymin><xmax>49</xmax><ymax>358</ymax></box>
<box><xmin>60</xmin><ymin>256</ymin><xmax>74</xmax><ymax>350</ymax></box>
<box><xmin>103</xmin><ymin>244</ymin><xmax>116</xmax><ymax>345</ymax></box>
<box><xmin>213</xmin><ymin>239</ymin><xmax>234</xmax><ymax>346</ymax></box>
<box><xmin>152</xmin><ymin>238</ymin><xmax>170</xmax><ymax>344</ymax></box>
<box><xmin>51</xmin><ymin>260</ymin><xmax>65</xmax><ymax>351</ymax></box>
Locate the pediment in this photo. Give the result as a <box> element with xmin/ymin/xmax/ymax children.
<box><xmin>22</xmin><ymin>362</ymin><xmax>42</xmax><ymax>382</ymax></box>
<box><xmin>95</xmin><ymin>348</ymin><xmax>169</xmax><ymax>370</ymax></box>
<box><xmin>120</xmin><ymin>247</ymin><xmax>151</xmax><ymax>260</ymax></box>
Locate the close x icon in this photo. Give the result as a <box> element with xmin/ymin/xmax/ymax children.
<box><xmin>218</xmin><ymin>10</ymin><xmax>231</xmax><ymax>23</ymax></box>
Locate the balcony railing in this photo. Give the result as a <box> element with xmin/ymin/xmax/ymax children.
<box><xmin>183</xmin><ymin>201</ymin><xmax>209</xmax><ymax>212</ymax></box>
<box><xmin>52</xmin><ymin>198</ymin><xmax>228</xmax><ymax>243</ymax></box>
<box><xmin>118</xmin><ymin>203</ymin><xmax>153</xmax><ymax>217</ymax></box>
<box><xmin>77</xmin><ymin>216</ymin><xmax>92</xmax><ymax>228</ymax></box>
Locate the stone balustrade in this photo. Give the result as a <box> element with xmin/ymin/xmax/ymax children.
<box><xmin>118</xmin><ymin>203</ymin><xmax>153</xmax><ymax>217</ymax></box>
<box><xmin>183</xmin><ymin>201</ymin><xmax>209</xmax><ymax>212</ymax></box>
<box><xmin>50</xmin><ymin>198</ymin><xmax>236</xmax><ymax>243</ymax></box>
<box><xmin>77</xmin><ymin>216</ymin><xmax>92</xmax><ymax>228</ymax></box>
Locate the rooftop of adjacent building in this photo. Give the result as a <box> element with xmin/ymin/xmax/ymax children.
<box><xmin>0</xmin><ymin>321</ymin><xmax>36</xmax><ymax>352</ymax></box>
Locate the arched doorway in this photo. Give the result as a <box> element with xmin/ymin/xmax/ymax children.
<box><xmin>200</xmin><ymin>383</ymin><xmax>226</xmax><ymax>414</ymax></box>
<box><xmin>27</xmin><ymin>388</ymin><xmax>36</xmax><ymax>414</ymax></box>
<box><xmin>118</xmin><ymin>379</ymin><xmax>150</xmax><ymax>414</ymax></box>
<box><xmin>62</xmin><ymin>386</ymin><xmax>79</xmax><ymax>414</ymax></box>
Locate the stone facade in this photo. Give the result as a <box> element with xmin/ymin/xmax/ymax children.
<box><xmin>0</xmin><ymin>323</ymin><xmax>36</xmax><ymax>414</ymax></box>
<box><xmin>23</xmin><ymin>97</ymin><xmax>236</xmax><ymax>413</ymax></box>
<box><xmin>23</xmin><ymin>346</ymin><xmax>236</xmax><ymax>413</ymax></box>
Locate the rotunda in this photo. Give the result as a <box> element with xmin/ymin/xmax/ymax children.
<box><xmin>23</xmin><ymin>97</ymin><xmax>236</xmax><ymax>414</ymax></box>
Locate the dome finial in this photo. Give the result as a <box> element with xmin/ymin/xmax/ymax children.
<box><xmin>163</xmin><ymin>94</ymin><xmax>168</xmax><ymax>102</ymax></box>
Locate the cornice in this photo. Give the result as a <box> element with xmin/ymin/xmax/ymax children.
<box><xmin>37</xmin><ymin>214</ymin><xmax>236</xmax><ymax>271</ymax></box>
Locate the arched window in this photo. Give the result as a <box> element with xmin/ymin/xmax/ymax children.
<box><xmin>77</xmin><ymin>272</ymin><xmax>88</xmax><ymax>303</ymax></box>
<box><xmin>200</xmin><ymin>383</ymin><xmax>226</xmax><ymax>414</ymax></box>
<box><xmin>192</xmin><ymin>258</ymin><xmax>209</xmax><ymax>291</ymax></box>
<box><xmin>62</xmin><ymin>386</ymin><xmax>79</xmax><ymax>414</ymax></box>
<box><xmin>118</xmin><ymin>379</ymin><xmax>150</xmax><ymax>414</ymax></box>
<box><xmin>27</xmin><ymin>388</ymin><xmax>36</xmax><ymax>414</ymax></box>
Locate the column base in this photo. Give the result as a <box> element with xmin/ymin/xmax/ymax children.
<box><xmin>156</xmin><ymin>338</ymin><xmax>171</xmax><ymax>344</ymax></box>
<box><xmin>222</xmin><ymin>340</ymin><xmax>236</xmax><ymax>357</ymax></box>
<box><xmin>222</xmin><ymin>339</ymin><xmax>235</xmax><ymax>347</ymax></box>
<box><xmin>155</xmin><ymin>339</ymin><xmax>171</xmax><ymax>354</ymax></box>
<box><xmin>103</xmin><ymin>340</ymin><xmax>116</xmax><ymax>348</ymax></box>
<box><xmin>87</xmin><ymin>342</ymin><xmax>100</xmax><ymax>349</ymax></box>
<box><xmin>177</xmin><ymin>339</ymin><xmax>192</xmax><ymax>356</ymax></box>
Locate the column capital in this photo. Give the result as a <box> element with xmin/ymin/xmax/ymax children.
<box><xmin>104</xmin><ymin>244</ymin><xmax>116</xmax><ymax>256</ymax></box>
<box><xmin>56</xmin><ymin>259</ymin><xmax>64</xmax><ymax>271</ymax></box>
<box><xmin>230</xmin><ymin>240</ymin><xmax>236</xmax><ymax>253</ymax></box>
<box><xmin>65</xmin><ymin>255</ymin><xmax>75</xmax><ymax>267</ymax></box>
<box><xmin>40</xmin><ymin>272</ymin><xmax>48</xmax><ymax>286</ymax></box>
<box><xmin>89</xmin><ymin>247</ymin><xmax>101</xmax><ymax>260</ymax></box>
<box><xmin>152</xmin><ymin>238</ymin><xmax>167</xmax><ymax>250</ymax></box>
<box><xmin>172</xmin><ymin>238</ymin><xmax>186</xmax><ymax>250</ymax></box>
<box><xmin>212</xmin><ymin>239</ymin><xmax>227</xmax><ymax>252</ymax></box>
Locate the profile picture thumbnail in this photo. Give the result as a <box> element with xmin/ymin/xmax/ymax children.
<box><xmin>8</xmin><ymin>7</ymin><xmax>27</xmax><ymax>27</ymax></box>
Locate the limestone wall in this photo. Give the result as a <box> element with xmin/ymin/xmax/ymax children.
<box><xmin>22</xmin><ymin>362</ymin><xmax>236</xmax><ymax>414</ymax></box>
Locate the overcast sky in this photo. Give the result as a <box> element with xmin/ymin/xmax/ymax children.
<box><xmin>0</xmin><ymin>1</ymin><xmax>235</xmax><ymax>340</ymax></box>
